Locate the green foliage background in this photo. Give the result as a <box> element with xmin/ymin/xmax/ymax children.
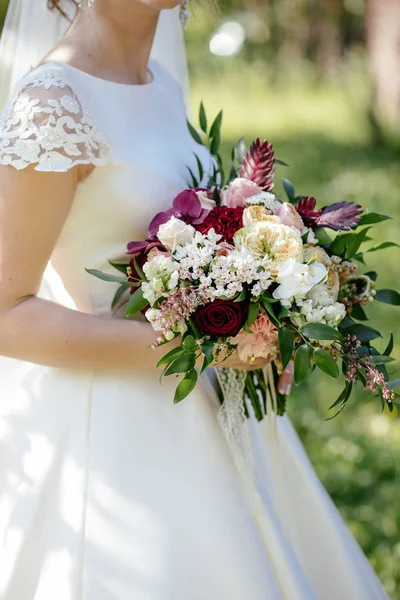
<box><xmin>186</xmin><ymin>7</ymin><xmax>400</xmax><ymax>598</ymax></box>
<box><xmin>0</xmin><ymin>0</ymin><xmax>399</xmax><ymax>596</ymax></box>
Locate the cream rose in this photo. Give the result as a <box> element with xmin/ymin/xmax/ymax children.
<box><xmin>234</xmin><ymin>221</ymin><xmax>303</xmax><ymax>275</ymax></box>
<box><xmin>242</xmin><ymin>205</ymin><xmax>281</xmax><ymax>227</ymax></box>
<box><xmin>157</xmin><ymin>216</ymin><xmax>195</xmax><ymax>252</ymax></box>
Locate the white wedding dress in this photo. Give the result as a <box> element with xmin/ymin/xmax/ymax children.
<box><xmin>0</xmin><ymin>59</ymin><xmax>389</xmax><ymax>600</ymax></box>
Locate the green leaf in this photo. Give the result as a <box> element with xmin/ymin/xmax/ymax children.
<box><xmin>301</xmin><ymin>323</ymin><xmax>342</xmax><ymax>341</ymax></box>
<box><xmin>157</xmin><ymin>345</ymin><xmax>185</xmax><ymax>368</ymax></box>
<box><xmin>235</xmin><ymin>136</ymin><xmax>247</xmax><ymax>163</ymax></box>
<box><xmin>279</xmin><ymin>327</ymin><xmax>294</xmax><ymax>372</ymax></box>
<box><xmin>133</xmin><ymin>257</ymin><xmax>145</xmax><ymax>281</ymax></box>
<box><xmin>209</xmin><ymin>110</ymin><xmax>223</xmax><ymax>139</ymax></box>
<box><xmin>85</xmin><ymin>268</ymin><xmax>127</xmax><ymax>283</ymax></box>
<box><xmin>294</xmin><ymin>345</ymin><xmax>312</xmax><ymax>385</ymax></box>
<box><xmin>234</xmin><ymin>288</ymin><xmax>247</xmax><ymax>302</ymax></box>
<box><xmin>282</xmin><ymin>178</ymin><xmax>295</xmax><ymax>202</ymax></box>
<box><xmin>111</xmin><ymin>284</ymin><xmax>128</xmax><ymax>310</ymax></box>
<box><xmin>387</xmin><ymin>379</ymin><xmax>400</xmax><ymax>390</ymax></box>
<box><xmin>329</xmin><ymin>382</ymin><xmax>353</xmax><ymax>410</ymax></box>
<box><xmin>187</xmin><ymin>166</ymin><xmax>199</xmax><ymax>189</ymax></box>
<box><xmin>108</xmin><ymin>260</ymin><xmax>130</xmax><ymax>275</ymax></box>
<box><xmin>125</xmin><ymin>287</ymin><xmax>148</xmax><ymax>316</ymax></box>
<box><xmin>200</xmin><ymin>339</ymin><xmax>215</xmax><ymax>363</ymax></box>
<box><xmin>365</xmin><ymin>241</ymin><xmax>400</xmax><ymax>254</ymax></box>
<box><xmin>183</xmin><ymin>335</ymin><xmax>197</xmax><ymax>352</ymax></box>
<box><xmin>199</xmin><ymin>102</ymin><xmax>207</xmax><ymax>133</ymax></box>
<box><xmin>261</xmin><ymin>300</ymin><xmax>281</xmax><ymax>327</ymax></box>
<box><xmin>357</xmin><ymin>213</ymin><xmax>391</xmax><ymax>226</ymax></box>
<box><xmin>194</xmin><ymin>153</ymin><xmax>204</xmax><ymax>183</ymax></box>
<box><xmin>174</xmin><ymin>369</ymin><xmax>198</xmax><ymax>404</ymax></box>
<box><xmin>345</xmin><ymin>324</ymin><xmax>382</xmax><ymax>343</ymax></box>
<box><xmin>365</xmin><ymin>271</ymin><xmax>378</xmax><ymax>281</ymax></box>
<box><xmin>274</xmin><ymin>158</ymin><xmax>289</xmax><ymax>167</ymax></box>
<box><xmin>165</xmin><ymin>353</ymin><xmax>197</xmax><ymax>376</ymax></box>
<box><xmin>384</xmin><ymin>333</ymin><xmax>394</xmax><ymax>357</ymax></box>
<box><xmin>375</xmin><ymin>289</ymin><xmax>400</xmax><ymax>306</ymax></box>
<box><xmin>329</xmin><ymin>233</ymin><xmax>350</xmax><ymax>257</ymax></box>
<box><xmin>345</xmin><ymin>227</ymin><xmax>372</xmax><ymax>259</ymax></box>
<box><xmin>313</xmin><ymin>348</ymin><xmax>339</xmax><ymax>378</ymax></box>
<box><xmin>351</xmin><ymin>303</ymin><xmax>368</xmax><ymax>321</ymax></box>
<box><xmin>210</xmin><ymin>131</ymin><xmax>221</xmax><ymax>156</ymax></box>
<box><xmin>187</xmin><ymin>120</ymin><xmax>204</xmax><ymax>145</ymax></box>
<box><xmin>369</xmin><ymin>355</ymin><xmax>395</xmax><ymax>365</ymax></box>
<box><xmin>246</xmin><ymin>302</ymin><xmax>260</xmax><ymax>329</ymax></box>
<box><xmin>314</xmin><ymin>228</ymin><xmax>333</xmax><ymax>245</ymax></box>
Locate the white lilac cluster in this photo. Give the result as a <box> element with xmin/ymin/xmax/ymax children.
<box><xmin>205</xmin><ymin>251</ymin><xmax>272</xmax><ymax>299</ymax></box>
<box><xmin>173</xmin><ymin>229</ymin><xmax>223</xmax><ymax>281</ymax></box>
<box><xmin>142</xmin><ymin>255</ymin><xmax>180</xmax><ymax>305</ymax></box>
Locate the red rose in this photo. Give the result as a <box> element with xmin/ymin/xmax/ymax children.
<box><xmin>196</xmin><ymin>206</ymin><xmax>244</xmax><ymax>244</ymax></box>
<box><xmin>193</xmin><ymin>300</ymin><xmax>248</xmax><ymax>337</ymax></box>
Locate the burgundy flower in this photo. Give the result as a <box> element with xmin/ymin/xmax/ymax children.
<box><xmin>193</xmin><ymin>300</ymin><xmax>248</xmax><ymax>337</ymax></box>
<box><xmin>317</xmin><ymin>202</ymin><xmax>363</xmax><ymax>231</ymax></box>
<box><xmin>296</xmin><ymin>197</ymin><xmax>363</xmax><ymax>231</ymax></box>
<box><xmin>195</xmin><ymin>206</ymin><xmax>244</xmax><ymax>244</ymax></box>
<box><xmin>148</xmin><ymin>189</ymin><xmax>210</xmax><ymax>237</ymax></box>
<box><xmin>240</xmin><ymin>139</ymin><xmax>275</xmax><ymax>192</ymax></box>
<box><xmin>296</xmin><ymin>197</ymin><xmax>322</xmax><ymax>229</ymax></box>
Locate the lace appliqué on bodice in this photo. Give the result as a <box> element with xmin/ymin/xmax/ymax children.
<box><xmin>0</xmin><ymin>67</ymin><xmax>110</xmax><ymax>172</ymax></box>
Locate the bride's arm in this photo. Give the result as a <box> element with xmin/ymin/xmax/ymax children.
<box><xmin>0</xmin><ymin>164</ymin><xmax>173</xmax><ymax>371</ymax></box>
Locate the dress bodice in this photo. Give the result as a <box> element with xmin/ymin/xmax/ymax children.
<box><xmin>0</xmin><ymin>59</ymin><xmax>211</xmax><ymax>316</ymax></box>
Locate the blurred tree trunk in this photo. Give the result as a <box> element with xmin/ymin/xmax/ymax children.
<box><xmin>366</xmin><ymin>0</ymin><xmax>400</xmax><ymax>136</ymax></box>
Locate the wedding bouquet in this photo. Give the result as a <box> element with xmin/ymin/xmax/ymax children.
<box><xmin>87</xmin><ymin>105</ymin><xmax>399</xmax><ymax>419</ymax></box>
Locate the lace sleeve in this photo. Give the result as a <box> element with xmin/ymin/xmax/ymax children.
<box><xmin>0</xmin><ymin>68</ymin><xmax>111</xmax><ymax>172</ymax></box>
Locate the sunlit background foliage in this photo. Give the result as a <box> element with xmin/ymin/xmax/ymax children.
<box><xmin>1</xmin><ymin>0</ymin><xmax>400</xmax><ymax>596</ymax></box>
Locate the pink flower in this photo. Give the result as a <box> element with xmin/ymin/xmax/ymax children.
<box><xmin>222</xmin><ymin>178</ymin><xmax>262</xmax><ymax>208</ymax></box>
<box><xmin>216</xmin><ymin>241</ymin><xmax>235</xmax><ymax>257</ymax></box>
<box><xmin>276</xmin><ymin>203</ymin><xmax>304</xmax><ymax>231</ymax></box>
<box><xmin>147</xmin><ymin>247</ymin><xmax>172</xmax><ymax>262</ymax></box>
<box><xmin>230</xmin><ymin>308</ymin><xmax>279</xmax><ymax>362</ymax></box>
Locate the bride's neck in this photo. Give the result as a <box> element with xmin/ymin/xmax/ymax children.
<box><xmin>46</xmin><ymin>5</ymin><xmax>160</xmax><ymax>85</ymax></box>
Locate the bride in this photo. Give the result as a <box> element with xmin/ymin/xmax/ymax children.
<box><xmin>0</xmin><ymin>1</ymin><xmax>390</xmax><ymax>598</ymax></box>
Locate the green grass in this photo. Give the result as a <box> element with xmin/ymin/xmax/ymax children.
<box><xmin>191</xmin><ymin>66</ymin><xmax>400</xmax><ymax>598</ymax></box>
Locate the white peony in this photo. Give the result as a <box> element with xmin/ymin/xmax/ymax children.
<box><xmin>244</xmin><ymin>191</ymin><xmax>280</xmax><ymax>213</ymax></box>
<box><xmin>142</xmin><ymin>255</ymin><xmax>179</xmax><ymax>305</ymax></box>
<box><xmin>157</xmin><ymin>216</ymin><xmax>195</xmax><ymax>252</ymax></box>
<box><xmin>273</xmin><ymin>258</ymin><xmax>327</xmax><ymax>306</ymax></box>
<box><xmin>234</xmin><ymin>221</ymin><xmax>303</xmax><ymax>275</ymax></box>
<box><xmin>300</xmin><ymin>299</ymin><xmax>346</xmax><ymax>328</ymax></box>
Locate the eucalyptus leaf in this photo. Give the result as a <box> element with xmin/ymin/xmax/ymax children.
<box><xmin>85</xmin><ymin>268</ymin><xmax>127</xmax><ymax>284</ymax></box>
<box><xmin>111</xmin><ymin>284</ymin><xmax>128</xmax><ymax>310</ymax></box>
<box><xmin>174</xmin><ymin>369</ymin><xmax>198</xmax><ymax>404</ymax></box>
<box><xmin>282</xmin><ymin>178</ymin><xmax>295</xmax><ymax>202</ymax></box>
<box><xmin>125</xmin><ymin>287</ymin><xmax>148</xmax><ymax>316</ymax></box>
<box><xmin>108</xmin><ymin>260</ymin><xmax>130</xmax><ymax>275</ymax></box>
